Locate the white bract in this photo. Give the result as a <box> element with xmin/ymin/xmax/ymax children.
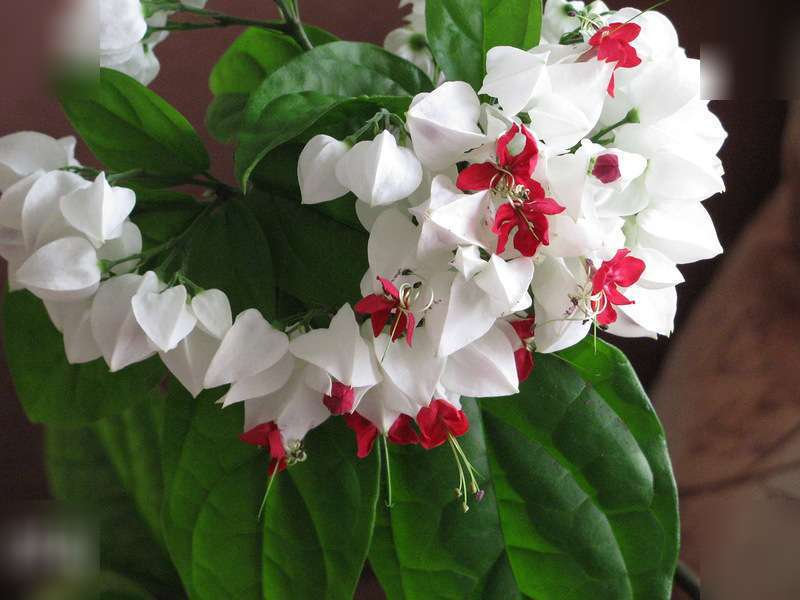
<box><xmin>298</xmin><ymin>135</ymin><xmax>350</xmax><ymax>205</ymax></box>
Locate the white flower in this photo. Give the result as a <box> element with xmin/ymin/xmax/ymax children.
<box><xmin>335</xmin><ymin>131</ymin><xmax>423</xmax><ymax>207</ymax></box>
<box><xmin>108</xmin><ymin>43</ymin><xmax>161</xmax><ymax>86</ymax></box>
<box><xmin>161</xmin><ymin>289</ymin><xmax>232</xmax><ymax>398</ymax></box>
<box><xmin>409</xmin><ymin>175</ymin><xmax>492</xmax><ymax>261</ymax></box>
<box><xmin>407</xmin><ymin>82</ymin><xmax>485</xmax><ymax>172</ymax></box>
<box><xmin>91</xmin><ymin>271</ymin><xmax>160</xmax><ymax>371</ymax></box>
<box><xmin>60</xmin><ymin>173</ymin><xmax>136</xmax><ymax>247</ymax></box>
<box><xmin>132</xmin><ymin>282</ymin><xmax>197</xmax><ymax>353</ymax></box>
<box><xmin>480</xmin><ymin>46</ymin><xmax>549</xmax><ymax>116</ymax></box>
<box><xmin>606</xmin><ymin>284</ymin><xmax>677</xmax><ymax>339</ymax></box>
<box><xmin>220</xmin><ymin>352</ymin><xmax>295</xmax><ymax>408</ymax></box>
<box><xmin>44</xmin><ymin>298</ymin><xmax>102</xmax><ymax>364</ymax></box>
<box><xmin>15</xmin><ymin>237</ymin><xmax>101</xmax><ymax>302</ymax></box>
<box><xmin>98</xmin><ymin>0</ymin><xmax>148</xmax><ymax>66</ymax></box>
<box><xmin>203</xmin><ymin>308</ymin><xmax>289</xmax><ymax>389</ymax></box>
<box><xmin>441</xmin><ymin>323</ymin><xmax>519</xmax><ymax>397</ymax></box>
<box><xmin>0</xmin><ymin>132</ymin><xmax>77</xmax><ymax>191</ymax></box>
<box><xmin>545</xmin><ymin>213</ymin><xmax>625</xmax><ymax>262</ymax></box>
<box><xmin>298</xmin><ymin>135</ymin><xmax>350</xmax><ymax>205</ymax></box>
<box><xmin>19</xmin><ymin>171</ymin><xmax>88</xmax><ymax>251</ymax></box>
<box><xmin>634</xmin><ymin>201</ymin><xmax>723</xmax><ymax>264</ymax></box>
<box><xmin>289</xmin><ymin>304</ymin><xmax>381</xmax><ymax>393</ymax></box>
<box><xmin>608</xmin><ymin>8</ymin><xmax>678</xmax><ymax>62</ymax></box>
<box><xmin>384</xmin><ymin>28</ymin><xmax>437</xmax><ymax>81</ymax></box>
<box><xmin>96</xmin><ymin>220</ymin><xmax>143</xmax><ymax>274</ymax></box>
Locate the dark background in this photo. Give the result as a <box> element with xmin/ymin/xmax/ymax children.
<box><xmin>0</xmin><ymin>0</ymin><xmax>791</xmax><ymax>596</ymax></box>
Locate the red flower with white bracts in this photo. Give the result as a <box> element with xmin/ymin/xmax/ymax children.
<box><xmin>456</xmin><ymin>124</ymin><xmax>540</xmax><ymax>193</ymax></box>
<box><xmin>588</xmin><ymin>23</ymin><xmax>642</xmax><ymax>97</ymax></box>
<box><xmin>355</xmin><ymin>276</ymin><xmax>417</xmax><ymax>347</ymax></box>
<box><xmin>344</xmin><ymin>412</ymin><xmax>419</xmax><ymax>458</ymax></box>
<box><xmin>510</xmin><ymin>317</ymin><xmax>536</xmax><ymax>383</ymax></box>
<box><xmin>323</xmin><ymin>381</ymin><xmax>355</xmax><ymax>415</ymax></box>
<box><xmin>591</xmin><ymin>249</ymin><xmax>646</xmax><ymax>326</ymax></box>
<box><xmin>492</xmin><ymin>185</ymin><xmax>565</xmax><ymax>257</ymax></box>
<box><xmin>240</xmin><ymin>422</ymin><xmax>287</xmax><ymax>475</ymax></box>
<box><xmin>416</xmin><ymin>399</ymin><xmax>469</xmax><ymax>450</ymax></box>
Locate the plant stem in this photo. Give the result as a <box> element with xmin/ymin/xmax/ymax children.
<box><xmin>567</xmin><ymin>108</ymin><xmax>640</xmax><ymax>153</ymax></box>
<box><xmin>273</xmin><ymin>0</ymin><xmax>314</xmax><ymax>51</ymax></box>
<box><xmin>675</xmin><ymin>561</ymin><xmax>700</xmax><ymax>600</ymax></box>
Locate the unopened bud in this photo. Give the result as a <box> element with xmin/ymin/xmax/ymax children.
<box><xmin>469</xmin><ymin>481</ymin><xmax>479</xmax><ymax>494</ymax></box>
<box><xmin>475</xmin><ymin>489</ymin><xmax>486</xmax><ymax>502</ymax></box>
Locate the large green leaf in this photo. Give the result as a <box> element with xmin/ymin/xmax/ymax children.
<box><xmin>161</xmin><ymin>384</ymin><xmax>380</xmax><ymax>600</ymax></box>
<box><xmin>425</xmin><ymin>0</ymin><xmax>543</xmax><ymax>91</ymax></box>
<box><xmin>244</xmin><ymin>41</ymin><xmax>433</xmax><ymax>129</ymax></box>
<box><xmin>46</xmin><ymin>398</ymin><xmax>182</xmax><ymax>597</ymax></box>
<box><xmin>245</xmin><ymin>190</ymin><xmax>368</xmax><ymax>309</ymax></box>
<box><xmin>4</xmin><ymin>290</ymin><xmax>165</xmax><ymax>425</ymax></box>
<box><xmin>483</xmin><ymin>0</ymin><xmax>543</xmax><ymax>52</ymax></box>
<box><xmin>184</xmin><ymin>198</ymin><xmax>277</xmax><ymax>320</ymax></box>
<box><xmin>58</xmin><ymin>68</ymin><xmax>209</xmax><ymax>176</ymax></box>
<box><xmin>206</xmin><ymin>94</ymin><xmax>249</xmax><ymax>143</ymax></box>
<box><xmin>370</xmin><ymin>340</ymin><xmax>678</xmax><ymax>600</ymax></box>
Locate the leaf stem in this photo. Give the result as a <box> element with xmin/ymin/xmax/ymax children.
<box><xmin>273</xmin><ymin>0</ymin><xmax>314</xmax><ymax>51</ymax></box>
<box><xmin>567</xmin><ymin>108</ymin><xmax>640</xmax><ymax>153</ymax></box>
<box><xmin>675</xmin><ymin>561</ymin><xmax>700</xmax><ymax>600</ymax></box>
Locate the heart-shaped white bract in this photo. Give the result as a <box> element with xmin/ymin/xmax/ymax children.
<box><xmin>191</xmin><ymin>289</ymin><xmax>233</xmax><ymax>340</ymax></box>
<box><xmin>335</xmin><ymin>130</ymin><xmax>423</xmax><ymax>208</ymax></box>
<box><xmin>441</xmin><ymin>323</ymin><xmax>519</xmax><ymax>398</ymax></box>
<box><xmin>90</xmin><ymin>271</ymin><xmax>161</xmax><ymax>372</ymax></box>
<box><xmin>20</xmin><ymin>170</ymin><xmax>87</xmax><ymax>250</ymax></box>
<box><xmin>60</xmin><ymin>172</ymin><xmax>136</xmax><ymax>248</ymax></box>
<box><xmin>220</xmin><ymin>351</ymin><xmax>295</xmax><ymax>408</ymax></box>
<box><xmin>160</xmin><ymin>329</ymin><xmax>220</xmax><ymax>398</ymax></box>
<box><xmin>132</xmin><ymin>282</ymin><xmax>197</xmax><ymax>353</ymax></box>
<box><xmin>0</xmin><ymin>132</ymin><xmax>76</xmax><ymax>192</ymax></box>
<box><xmin>298</xmin><ymin>134</ymin><xmax>350</xmax><ymax>205</ymax></box>
<box><xmin>204</xmin><ymin>308</ymin><xmax>289</xmax><ymax>389</ymax></box>
<box><xmin>15</xmin><ymin>237</ymin><xmax>101</xmax><ymax>302</ymax></box>
<box><xmin>96</xmin><ymin>221</ymin><xmax>143</xmax><ymax>275</ymax></box>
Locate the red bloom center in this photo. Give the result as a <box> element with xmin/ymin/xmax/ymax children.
<box><xmin>588</xmin><ymin>23</ymin><xmax>642</xmax><ymax>96</ymax></box>
<box><xmin>323</xmin><ymin>381</ymin><xmax>355</xmax><ymax>415</ymax></box>
<box><xmin>416</xmin><ymin>399</ymin><xmax>469</xmax><ymax>450</ymax></box>
<box><xmin>590</xmin><ymin>249</ymin><xmax>646</xmax><ymax>326</ymax></box>
<box><xmin>592</xmin><ymin>153</ymin><xmax>622</xmax><ymax>184</ymax></box>
<box><xmin>344</xmin><ymin>413</ymin><xmax>420</xmax><ymax>458</ymax></box>
<box><xmin>456</xmin><ymin>124</ymin><xmax>540</xmax><ymax>194</ymax></box>
<box><xmin>492</xmin><ymin>185</ymin><xmax>565</xmax><ymax>257</ymax></box>
<box><xmin>510</xmin><ymin>317</ymin><xmax>536</xmax><ymax>383</ymax></box>
<box><xmin>355</xmin><ymin>276</ymin><xmax>418</xmax><ymax>347</ymax></box>
<box><xmin>240</xmin><ymin>422</ymin><xmax>287</xmax><ymax>475</ymax></box>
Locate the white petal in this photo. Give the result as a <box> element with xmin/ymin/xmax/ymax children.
<box><xmin>161</xmin><ymin>329</ymin><xmax>221</xmax><ymax>398</ymax></box>
<box><xmin>442</xmin><ymin>324</ymin><xmax>519</xmax><ymax>397</ymax></box>
<box><xmin>21</xmin><ymin>171</ymin><xmax>87</xmax><ymax>249</ymax></box>
<box><xmin>191</xmin><ymin>289</ymin><xmax>233</xmax><ymax>339</ymax></box>
<box><xmin>616</xmin><ymin>285</ymin><xmax>677</xmax><ymax>337</ymax></box>
<box><xmin>407</xmin><ymin>82</ymin><xmax>485</xmax><ymax>171</ymax></box>
<box><xmin>96</xmin><ymin>221</ymin><xmax>142</xmax><ymax>274</ymax></box>
<box><xmin>298</xmin><ymin>135</ymin><xmax>350</xmax><ymax>205</ymax></box>
<box><xmin>0</xmin><ymin>132</ymin><xmax>73</xmax><ymax>191</ymax></box>
<box><xmin>289</xmin><ymin>304</ymin><xmax>381</xmax><ymax>387</ymax></box>
<box><xmin>220</xmin><ymin>352</ymin><xmax>295</xmax><ymax>407</ymax></box>
<box><xmin>636</xmin><ymin>202</ymin><xmax>722</xmax><ymax>264</ymax></box>
<box><xmin>16</xmin><ymin>237</ymin><xmax>101</xmax><ymax>301</ymax></box>
<box><xmin>474</xmin><ymin>255</ymin><xmax>534</xmax><ymax>309</ymax></box>
<box><xmin>91</xmin><ymin>272</ymin><xmax>160</xmax><ymax>372</ymax></box>
<box><xmin>356</xmin><ymin>377</ymin><xmax>420</xmax><ymax>433</ymax></box>
<box><xmin>204</xmin><ymin>309</ymin><xmax>289</xmax><ymax>388</ymax></box>
<box><xmin>132</xmin><ymin>284</ymin><xmax>197</xmax><ymax>352</ymax></box>
<box><xmin>60</xmin><ymin>299</ymin><xmax>102</xmax><ymax>364</ymax></box>
<box><xmin>60</xmin><ymin>173</ymin><xmax>136</xmax><ymax>247</ymax></box>
<box><xmin>531</xmin><ymin>256</ymin><xmax>591</xmax><ymax>353</ymax></box>
<box><xmin>374</xmin><ymin>327</ymin><xmax>445</xmax><ymax>406</ymax></box>
<box><xmin>0</xmin><ymin>171</ymin><xmax>42</xmax><ymax>230</ymax></box>
<box><xmin>480</xmin><ymin>46</ymin><xmax>549</xmax><ymax>115</ymax></box>
<box><xmin>631</xmin><ymin>246</ymin><xmax>684</xmax><ymax>289</ymax></box>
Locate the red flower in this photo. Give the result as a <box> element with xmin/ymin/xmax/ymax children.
<box><xmin>588</xmin><ymin>23</ymin><xmax>642</xmax><ymax>97</ymax></box>
<box><xmin>323</xmin><ymin>381</ymin><xmax>355</xmax><ymax>415</ymax></box>
<box><xmin>510</xmin><ymin>318</ymin><xmax>536</xmax><ymax>383</ymax></box>
<box><xmin>492</xmin><ymin>186</ymin><xmax>565</xmax><ymax>257</ymax></box>
<box><xmin>591</xmin><ymin>249</ymin><xmax>646</xmax><ymax>326</ymax></box>
<box><xmin>592</xmin><ymin>153</ymin><xmax>621</xmax><ymax>184</ymax></box>
<box><xmin>456</xmin><ymin>124</ymin><xmax>539</xmax><ymax>193</ymax></box>
<box><xmin>240</xmin><ymin>422</ymin><xmax>287</xmax><ymax>475</ymax></box>
<box><xmin>416</xmin><ymin>399</ymin><xmax>469</xmax><ymax>450</ymax></box>
<box><xmin>355</xmin><ymin>276</ymin><xmax>417</xmax><ymax>347</ymax></box>
<box><xmin>344</xmin><ymin>413</ymin><xmax>420</xmax><ymax>458</ymax></box>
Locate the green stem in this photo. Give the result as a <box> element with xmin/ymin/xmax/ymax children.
<box><xmin>568</xmin><ymin>108</ymin><xmax>640</xmax><ymax>153</ymax></box>
<box><xmin>274</xmin><ymin>0</ymin><xmax>314</xmax><ymax>51</ymax></box>
<box><xmin>382</xmin><ymin>435</ymin><xmax>394</xmax><ymax>508</ymax></box>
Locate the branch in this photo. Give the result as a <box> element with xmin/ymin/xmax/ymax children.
<box><xmin>675</xmin><ymin>561</ymin><xmax>701</xmax><ymax>600</ymax></box>
<box><xmin>273</xmin><ymin>0</ymin><xmax>314</xmax><ymax>51</ymax></box>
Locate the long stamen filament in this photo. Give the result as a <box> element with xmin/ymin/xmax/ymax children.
<box><xmin>448</xmin><ymin>437</ymin><xmax>469</xmax><ymax>512</ymax></box>
<box><xmin>257</xmin><ymin>465</ymin><xmax>280</xmax><ymax>521</ymax></box>
<box><xmin>382</xmin><ymin>435</ymin><xmax>394</xmax><ymax>508</ymax></box>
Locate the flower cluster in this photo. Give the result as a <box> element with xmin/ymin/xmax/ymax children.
<box><xmin>0</xmin><ymin>1</ymin><xmax>726</xmax><ymax>505</ymax></box>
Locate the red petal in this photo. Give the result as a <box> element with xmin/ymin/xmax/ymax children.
<box><xmin>596</xmin><ymin>302</ymin><xmax>618</xmax><ymax>326</ymax></box>
<box><xmin>495</xmin><ymin>124</ymin><xmax>521</xmax><ymax>167</ymax></box>
<box><xmin>592</xmin><ymin>154</ymin><xmax>622</xmax><ymax>184</ymax></box>
<box><xmin>613</xmin><ymin>23</ymin><xmax>641</xmax><ymax>43</ymax></box>
<box><xmin>370</xmin><ymin>308</ymin><xmax>392</xmax><ymax>338</ymax></box>
<box><xmin>527</xmin><ymin>196</ymin><xmax>566</xmax><ymax>216</ymax></box>
<box><xmin>511</xmin><ymin>317</ymin><xmax>536</xmax><ymax>341</ymax></box>
<box><xmin>404</xmin><ymin>311</ymin><xmax>416</xmax><ymax>347</ymax></box>
<box><xmin>378</xmin><ymin>276</ymin><xmax>400</xmax><ymax>300</ymax></box>
<box><xmin>240</xmin><ymin>422</ymin><xmax>277</xmax><ymax>448</ymax></box>
<box><xmin>416</xmin><ymin>401</ymin><xmax>449</xmax><ymax>450</ymax></box>
<box><xmin>344</xmin><ymin>413</ymin><xmax>380</xmax><ymax>459</ymax></box>
<box><xmin>388</xmin><ymin>415</ymin><xmax>419</xmax><ymax>446</ymax></box>
<box><xmin>607</xmin><ymin>73</ymin><xmax>616</xmax><ymax>97</ymax></box>
<box><xmin>506</xmin><ymin>126</ymin><xmax>539</xmax><ymax>179</ymax></box>
<box><xmin>605</xmin><ymin>285</ymin><xmax>634</xmax><ymax>306</ymax></box>
<box><xmin>456</xmin><ymin>162</ymin><xmax>501</xmax><ymax>192</ymax></box>
<box><xmin>355</xmin><ymin>294</ymin><xmax>396</xmax><ymax>315</ymax></box>
<box><xmin>391</xmin><ymin>312</ymin><xmax>408</xmax><ymax>342</ymax></box>
<box><xmin>514</xmin><ymin>347</ymin><xmax>534</xmax><ymax>383</ymax></box>
<box><xmin>323</xmin><ymin>382</ymin><xmax>356</xmax><ymax>415</ymax></box>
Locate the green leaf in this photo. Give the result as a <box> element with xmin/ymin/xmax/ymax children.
<box><xmin>370</xmin><ymin>340</ymin><xmax>678</xmax><ymax>600</ymax></box>
<box><xmin>58</xmin><ymin>68</ymin><xmax>209</xmax><ymax>176</ymax></box>
<box><xmin>161</xmin><ymin>384</ymin><xmax>379</xmax><ymax>600</ymax></box>
<box><xmin>426</xmin><ymin>0</ymin><xmax>485</xmax><ymax>90</ymax></box>
<box><xmin>369</xmin><ymin>399</ymin><xmax>520</xmax><ymax>599</ymax></box>
<box><xmin>236</xmin><ymin>92</ymin><xmax>408</xmax><ymax>188</ymax></box>
<box><xmin>206</xmin><ymin>94</ymin><xmax>249</xmax><ymax>142</ymax></box>
<box><xmin>4</xmin><ymin>290</ymin><xmax>165</xmax><ymax>425</ymax></box>
<box><xmin>425</xmin><ymin>0</ymin><xmax>543</xmax><ymax>91</ymax></box>
<box><xmin>245</xmin><ymin>190</ymin><xmax>368</xmax><ymax>308</ymax></box>
<box><xmin>184</xmin><ymin>198</ymin><xmax>277</xmax><ymax>319</ymax></box>
<box><xmin>483</xmin><ymin>0</ymin><xmax>543</xmax><ymax>52</ymax></box>
<box><xmin>46</xmin><ymin>400</ymin><xmax>182</xmax><ymax>597</ymax></box>
<box><xmin>244</xmin><ymin>41</ymin><xmax>433</xmax><ymax>130</ymax></box>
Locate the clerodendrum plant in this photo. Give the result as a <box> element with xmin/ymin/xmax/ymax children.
<box><xmin>1</xmin><ymin>0</ymin><xmax>724</xmax><ymax>598</ymax></box>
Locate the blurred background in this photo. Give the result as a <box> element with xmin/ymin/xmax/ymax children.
<box><xmin>0</xmin><ymin>1</ymin><xmax>796</xmax><ymax>598</ymax></box>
